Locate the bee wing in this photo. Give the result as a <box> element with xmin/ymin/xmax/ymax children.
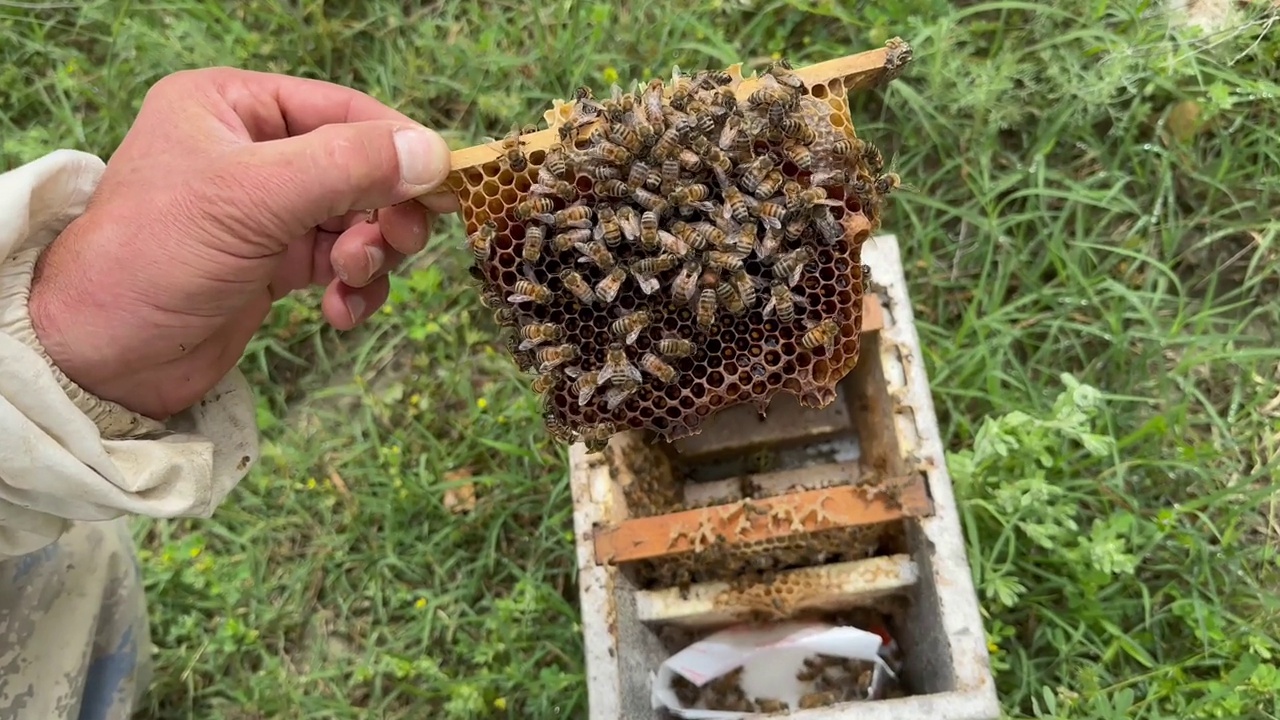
<box><xmin>617</xmin><ymin>213</ymin><xmax>641</xmax><ymax>241</ymax></box>
<box><xmin>577</xmin><ymin>383</ymin><xmax>598</xmax><ymax>407</ymax></box>
<box><xmin>534</xmin><ymin>213</ymin><xmax>556</xmax><ymax>225</ymax></box>
<box><xmin>507</xmin><ymin>293</ymin><xmax>535</xmax><ymax>304</ymax></box>
<box><xmin>761</xmin><ymin>297</ymin><xmax>777</xmax><ymax>318</ymax></box>
<box><xmin>636</xmin><ymin>274</ymin><xmax>660</xmax><ymax>295</ymax></box>
<box><xmin>657</xmin><ymin>230</ymin><xmax>687</xmax><ymax>257</ymax></box>
<box><xmin>568</xmin><ymin>218</ymin><xmax>593</xmax><ymax>229</ymax></box>
<box><xmin>692</xmin><ymin>201</ymin><xmax>717</xmax><ymax>213</ymax></box>
<box><xmin>597</xmin><ymin>364</ymin><xmax>617</xmax><ymax>386</ymax></box>
<box><xmin>517</xmin><ymin>338</ymin><xmax>540</xmax><ymax>351</ymax></box>
<box><xmin>624</xmin><ymin>361</ymin><xmax>643</xmax><ymax>384</ymax></box>
<box><xmin>760</xmin><ymin>214</ymin><xmax>782</xmax><ymax>230</ymax></box>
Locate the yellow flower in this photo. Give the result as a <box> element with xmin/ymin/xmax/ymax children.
<box><xmin>602</xmin><ymin>66</ymin><xmax>619</xmax><ymax>85</ymax></box>
<box><xmin>771</xmin><ymin>51</ymin><xmax>782</xmax><ymax>60</ymax></box>
<box><xmin>189</xmin><ymin>546</ymin><xmax>202</xmax><ymax>558</ymax></box>
<box><xmin>477</xmin><ymin>398</ymin><xmax>489</xmax><ymax>410</ymax></box>
<box><xmin>306</xmin><ymin>477</ymin><xmax>318</xmax><ymax>490</ymax></box>
<box><xmin>408</xmin><ymin>393</ymin><xmax>421</xmax><ymax>406</ymax></box>
<box><xmin>494</xmin><ymin>698</ymin><xmax>507</xmax><ymax>711</ymax></box>
<box><xmin>414</xmin><ymin>598</ymin><xmax>427</xmax><ymax>610</ymax></box>
<box><xmin>987</xmin><ymin>640</ymin><xmax>1000</xmax><ymax>655</ymax></box>
<box><xmin>381</xmin><ymin>304</ymin><xmax>394</xmax><ymax>315</ymax></box>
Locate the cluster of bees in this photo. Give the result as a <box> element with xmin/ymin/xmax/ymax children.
<box><xmin>669</xmin><ymin>654</ymin><xmax>881</xmax><ymax>713</ymax></box>
<box><xmin>463</xmin><ymin>59</ymin><xmax>899</xmax><ymax>450</ymax></box>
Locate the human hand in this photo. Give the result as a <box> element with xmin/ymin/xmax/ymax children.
<box><xmin>28</xmin><ymin>67</ymin><xmax>458</xmax><ymax>420</ymax></box>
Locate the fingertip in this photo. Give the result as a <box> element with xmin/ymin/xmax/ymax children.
<box><xmin>379</xmin><ymin>201</ymin><xmax>430</xmax><ymax>256</ymax></box>
<box><xmin>323</xmin><ymin>277</ymin><xmax>391</xmax><ymax>330</ymax></box>
<box><xmin>394</xmin><ymin>126</ymin><xmax>452</xmax><ymax>191</ymax></box>
<box><xmin>415</xmin><ymin>191</ymin><xmax>462</xmax><ymax>215</ymax></box>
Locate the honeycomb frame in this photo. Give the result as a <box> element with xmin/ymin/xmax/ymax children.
<box><xmin>440</xmin><ymin>40</ymin><xmax>914</xmax><ymax>449</ymax></box>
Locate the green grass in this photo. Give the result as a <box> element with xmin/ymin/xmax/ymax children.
<box><xmin>4</xmin><ymin>0</ymin><xmax>1280</xmax><ymax>717</ymax></box>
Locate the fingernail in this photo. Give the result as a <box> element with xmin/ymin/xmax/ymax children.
<box><xmin>394</xmin><ymin>127</ymin><xmax>450</xmax><ymax>189</ymax></box>
<box><xmin>364</xmin><ymin>245</ymin><xmax>386</xmax><ymax>278</ymax></box>
<box><xmin>346</xmin><ymin>295</ymin><xmax>366</xmax><ymax>324</ymax></box>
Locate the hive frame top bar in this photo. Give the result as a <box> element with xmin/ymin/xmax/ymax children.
<box><xmin>415</xmin><ymin>42</ymin><xmax>907</xmax><ymax>205</ymax></box>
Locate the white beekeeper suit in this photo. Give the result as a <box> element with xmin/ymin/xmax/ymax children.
<box><xmin>0</xmin><ymin>150</ymin><xmax>260</xmax><ymax>720</ymax></box>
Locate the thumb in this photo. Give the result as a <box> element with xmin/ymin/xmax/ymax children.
<box><xmin>234</xmin><ymin>120</ymin><xmax>452</xmax><ymax>232</ymax></box>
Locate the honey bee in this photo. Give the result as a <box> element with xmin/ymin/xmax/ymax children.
<box><xmin>652</xmin><ymin>124</ymin><xmax>685</xmax><ymax>161</ymax></box>
<box><xmin>783</xmin><ymin>215</ymin><xmax>809</xmax><ymax>243</ymax></box>
<box><xmin>730</xmin><ymin>269</ymin><xmax>759</xmax><ymax>308</ymax></box>
<box><xmin>598</xmin><ymin>377</ymin><xmax>637</xmax><ymax>411</ymax></box>
<box><xmin>755</xmin><ymin>170</ymin><xmax>786</xmax><ymax>201</ymax></box>
<box><xmin>747</xmin><ymin>75</ymin><xmax>797</xmax><ymax>111</ymax></box>
<box><xmin>615</xmin><ymin>205</ymin><xmax>641</xmax><ymax>243</ymax></box>
<box><xmin>676</xmin><ymin>224</ymin><xmax>715</xmax><ymax>254</ymax></box>
<box><xmin>690</xmin><ymin>136</ymin><xmax>733</xmax><ymax>188</ymax></box>
<box><xmin>794</xmin><ymin>186</ymin><xmax>843</xmax><ymax>212</ymax></box>
<box><xmin>560</xmin><ymin>268</ymin><xmax>597</xmax><ymax>304</ymax></box>
<box><xmin>670</xmin><ymin>221</ymin><xmax>705</xmax><ymax>253</ymax></box>
<box><xmin>580</xmin><ymin>422</ymin><xmax>616</xmax><ymax>453</ymax></box>
<box><xmin>530</xmin><ymin>371</ymin><xmax>558</xmax><ymax>397</ymax></box>
<box><xmin>677</xmin><ymin>147</ymin><xmax>704</xmax><ymax>172</ymax></box>
<box><xmin>498</xmin><ymin>124</ymin><xmax>535</xmax><ymax>172</ymax></box>
<box><xmin>465</xmin><ymin>221</ymin><xmax>496</xmax><ymax>261</ymax></box>
<box><xmin>574</xmin><ymin>240</ymin><xmax>615</xmax><ymax>271</ymax></box>
<box><xmin>597</xmin><ymin>179</ymin><xmax>632</xmax><ymax>197</ymax></box>
<box><xmin>657</xmin><ymin>229</ymin><xmax>691</xmax><ymax>258</ymax></box>
<box><xmin>782</xmin><ymin>139</ymin><xmax>813</xmax><ymax>170</ymax></box>
<box><xmin>722</xmin><ymin>185</ymin><xmax>752</xmax><ymax>223</ymax></box>
<box><xmin>517</xmin><ymin>322</ymin><xmax>564</xmax><ymax>350</ymax></box>
<box><xmin>633</xmin><ymin>187</ymin><xmax>669</xmax><ymax>216</ymax></box>
<box><xmin>832</xmin><ymin>137</ymin><xmax>863</xmax><ymax>158</ymax></box>
<box><xmin>639</xmin><ymin>352</ymin><xmax>677</xmax><ymax>383</ymax></box>
<box><xmin>660</xmin><ymin>158</ymin><xmax>681</xmax><ymax>194</ymax></box>
<box><xmin>779</xmin><ymin>116</ymin><xmax>816</xmax><ymax>144</ymax></box>
<box><xmin>762</xmin><ymin>280</ymin><xmax>806</xmax><ymax>322</ymax></box>
<box><xmin>492</xmin><ymin>306</ymin><xmax>516</xmax><ymax>326</ymax></box>
<box><xmin>765</xmin><ymin>57</ymin><xmax>804</xmax><ymax>88</ymax></box>
<box><xmin>670</xmin><ymin>183</ymin><xmax>715</xmax><ymax>214</ymax></box>
<box><xmin>589</xmin><ymin>139</ymin><xmax>633</xmax><ymax>166</ymax></box>
<box><xmin>755</xmin><ymin>698</ymin><xmax>787</xmax><ymax>713</ymax></box>
<box><xmin>716</xmin><ymin>280</ymin><xmax>745</xmax><ymax>316</ymax></box>
<box><xmin>773</xmin><ymin>247</ymin><xmax>814</xmax><ymax>286</ymax></box>
<box><xmin>607</xmin><ymin>122</ymin><xmax>644</xmax><ymax>155</ymax></box>
<box><xmin>637</xmin><ymin>209</ymin><xmax>660</xmax><ymax>251</ymax></box>
<box><xmin>669</xmin><ymin>65</ymin><xmax>694</xmax><ymax>109</ymax></box>
<box><xmin>766</xmin><ymin>99</ymin><xmax>789</xmax><ymax>129</ymax></box>
<box><xmin>508</xmin><ymin>277</ymin><xmax>553</xmax><ymax>305</ymax></box>
<box><xmin>874</xmin><ymin>172</ymin><xmax>902</xmax><ymax>194</ymax></box>
<box><xmin>566</xmin><ymin>367</ymin><xmax>603</xmax><ymax>406</ymax></box>
<box><xmin>756</xmin><ymin>200</ymin><xmax>787</xmax><ymax>230</ymax></box>
<box><xmin>671</xmin><ymin>259</ymin><xmax>701</xmax><ymax>303</ymax></box>
<box><xmin>696</xmin><ymin>287</ymin><xmax>718</xmax><ymax>330</ymax></box>
<box><xmin>755</xmin><ymin>225</ymin><xmax>783</xmax><ymax>259</ymax></box>
<box><xmin>601</xmin><ymin>84</ymin><xmax>634</xmax><ymax>123</ymax></box>
<box><xmin>581</xmin><ymin>159</ymin><xmax>623</xmax><ymax>182</ymax></box>
<box><xmin>796</xmin><ymin>656</ymin><xmax>826</xmax><ymax>682</ymax></box>
<box><xmin>595</xmin><ymin>267</ymin><xmax>627</xmax><ymax>303</ymax></box>
<box><xmin>739</xmin><ymin>155</ymin><xmax>775</xmax><ymax>194</ymax></box>
<box><xmin>536</xmin><ymin>204</ymin><xmax>593</xmax><ymax>229</ymax></box>
<box><xmin>706</xmin><ymin>250</ymin><xmax>745</xmax><ymax>273</ymax></box>
<box><xmin>655</xmin><ymin>336</ymin><xmax>694</xmax><ymax>359</ymax></box>
<box><xmin>593</xmin><ymin>206</ymin><xmax>622</xmax><ymax>247</ymax></box>
<box><xmin>534</xmin><ymin>343</ymin><xmax>579</xmax><ymax>373</ymax></box>
<box><xmin>718</xmin><ymin>114</ymin><xmax>741</xmax><ymax>151</ymax></box>
<box><xmin>520</xmin><ymin>225</ymin><xmax>545</xmax><ymax>264</ymax></box>
<box><xmin>810</xmin><ymin>167</ymin><xmax>850</xmax><ymax>187</ymax></box>
<box><xmin>798</xmin><ymin>691</ymin><xmax>836</xmax><ymax>710</ymax></box>
<box><xmin>530</xmin><ymin>176</ymin><xmax>577</xmax><ymax>202</ymax></box>
<box><xmin>861</xmin><ymin>140</ymin><xmax>885</xmax><ymax>174</ymax></box>
<box><xmin>516</xmin><ymin>196</ymin><xmax>555</xmax><ymax>220</ymax></box>
<box><xmin>630</xmin><ymin>253</ymin><xmax>681</xmax><ymax>294</ymax></box>
<box><xmin>814</xmin><ymin>205</ymin><xmax>843</xmax><ymax>244</ymax></box>
<box><xmin>725</xmin><ymin>223</ymin><xmax>755</xmax><ymax>258</ymax></box>
<box><xmin>550</xmin><ymin>227</ymin><xmax>593</xmax><ymax>252</ymax></box>
<box><xmin>610</xmin><ymin>310</ymin><xmax>651</xmax><ymax>345</ymax></box>
<box><xmin>599</xmin><ymin>343</ymin><xmax>642</xmax><ymax>385</ymax></box>
<box><xmin>627</xmin><ymin>161</ymin><xmax>654</xmax><ymax>191</ymax></box>
<box><xmin>543</xmin><ymin>146</ymin><xmax>569</xmax><ymax>177</ymax></box>
<box><xmin>641</xmin><ymin>78</ymin><xmax>666</xmax><ymax>126</ymax></box>
<box><xmin>801</xmin><ymin>318</ymin><xmax>840</xmax><ymax>353</ymax></box>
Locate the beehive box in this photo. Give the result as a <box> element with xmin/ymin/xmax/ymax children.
<box><xmin>568</xmin><ymin>234</ymin><xmax>1000</xmax><ymax>719</ymax></box>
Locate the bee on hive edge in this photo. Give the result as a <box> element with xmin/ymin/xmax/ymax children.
<box><xmin>534</xmin><ymin>343</ymin><xmax>579</xmax><ymax>373</ymax></box>
<box><xmin>530</xmin><ymin>371</ymin><xmax>559</xmax><ymax>397</ymax></box>
<box><xmin>465</xmin><ymin>220</ymin><xmax>497</xmax><ymax>262</ymax></box>
<box><xmin>498</xmin><ymin>123</ymin><xmax>537</xmax><ymax>172</ymax></box>
<box><xmin>580</xmin><ymin>422</ymin><xmax>617</xmax><ymax>453</ymax></box>
<box><xmin>517</xmin><ymin>322</ymin><xmax>564</xmax><ymax>351</ymax></box>
<box><xmin>874</xmin><ymin>172</ymin><xmax>902</xmax><ymax>194</ymax></box>
<box><xmin>801</xmin><ymin>318</ymin><xmax>840</xmax><ymax>353</ymax></box>
<box><xmin>599</xmin><ymin>343</ymin><xmax>642</xmax><ymax>386</ymax></box>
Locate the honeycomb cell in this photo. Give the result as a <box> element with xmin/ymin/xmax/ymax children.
<box><xmin>456</xmin><ymin>59</ymin><xmax>893</xmax><ymax>448</ymax></box>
